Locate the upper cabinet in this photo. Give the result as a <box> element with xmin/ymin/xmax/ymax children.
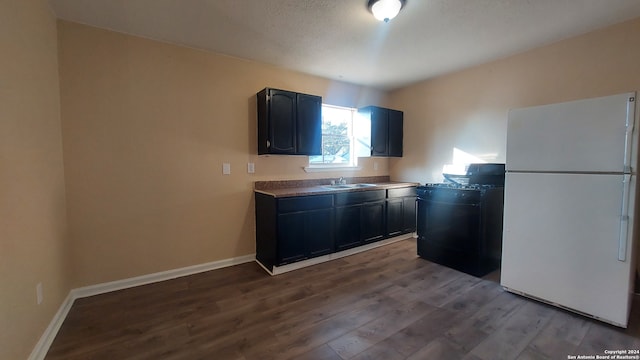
<box><xmin>387</xmin><ymin>108</ymin><xmax>403</xmax><ymax>157</ymax></box>
<box><xmin>356</xmin><ymin>106</ymin><xmax>403</xmax><ymax>157</ymax></box>
<box><xmin>257</xmin><ymin>88</ymin><xmax>322</xmax><ymax>155</ymax></box>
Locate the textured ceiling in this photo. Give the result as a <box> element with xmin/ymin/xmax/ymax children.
<box><xmin>49</xmin><ymin>0</ymin><xmax>640</xmax><ymax>90</ymax></box>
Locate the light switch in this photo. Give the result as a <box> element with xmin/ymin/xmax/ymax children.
<box><xmin>248</xmin><ymin>163</ymin><xmax>255</xmax><ymax>173</ymax></box>
<box><xmin>223</xmin><ymin>163</ymin><xmax>231</xmax><ymax>175</ymax></box>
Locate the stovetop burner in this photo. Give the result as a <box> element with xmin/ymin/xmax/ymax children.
<box><xmin>440</xmin><ymin>163</ymin><xmax>506</xmax><ymax>187</ymax></box>
<box><xmin>420</xmin><ymin>163</ymin><xmax>505</xmax><ymax>205</ymax></box>
<box><xmin>424</xmin><ymin>183</ymin><xmax>501</xmax><ymax>190</ymax></box>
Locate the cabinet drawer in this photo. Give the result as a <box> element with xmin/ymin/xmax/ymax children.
<box><xmin>335</xmin><ymin>189</ymin><xmax>386</xmax><ymax>206</ymax></box>
<box><xmin>387</xmin><ymin>187</ymin><xmax>417</xmax><ymax>198</ymax></box>
<box><xmin>278</xmin><ymin>195</ymin><xmax>334</xmax><ymax>213</ymax></box>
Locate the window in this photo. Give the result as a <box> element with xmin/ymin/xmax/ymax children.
<box><xmin>309</xmin><ymin>104</ymin><xmax>357</xmax><ymax>167</ymax></box>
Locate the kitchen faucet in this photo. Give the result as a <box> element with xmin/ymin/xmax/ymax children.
<box><xmin>331</xmin><ymin>177</ymin><xmax>346</xmax><ymax>185</ymax></box>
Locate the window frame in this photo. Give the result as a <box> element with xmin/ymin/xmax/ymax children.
<box><xmin>307</xmin><ymin>104</ymin><xmax>360</xmax><ymax>170</ymax></box>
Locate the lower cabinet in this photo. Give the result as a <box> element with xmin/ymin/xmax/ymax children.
<box><xmin>277</xmin><ymin>212</ymin><xmax>306</xmax><ymax>263</ymax></box>
<box><xmin>386</xmin><ymin>199</ymin><xmax>404</xmax><ymax>236</ymax></box>
<box><xmin>335</xmin><ymin>200</ymin><xmax>386</xmax><ymax>251</ymax></box>
<box><xmin>255</xmin><ymin>193</ymin><xmax>334</xmax><ymax>271</ymax></box>
<box><xmin>335</xmin><ymin>205</ymin><xmax>361</xmax><ymax>250</ymax></box>
<box><xmin>386</xmin><ymin>187</ymin><xmax>417</xmax><ymax>236</ymax></box>
<box><xmin>255</xmin><ymin>186</ymin><xmax>417</xmax><ymax>272</ymax></box>
<box><xmin>362</xmin><ymin>202</ymin><xmax>386</xmax><ymax>243</ymax></box>
<box><xmin>403</xmin><ymin>197</ymin><xmax>417</xmax><ymax>232</ymax></box>
<box><xmin>335</xmin><ymin>189</ymin><xmax>386</xmax><ymax>251</ymax></box>
<box><xmin>278</xmin><ymin>207</ymin><xmax>334</xmax><ymax>263</ymax></box>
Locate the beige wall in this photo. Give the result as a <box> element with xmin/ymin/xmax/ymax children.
<box><xmin>0</xmin><ymin>1</ymin><xmax>69</xmax><ymax>359</ymax></box>
<box><xmin>389</xmin><ymin>17</ymin><xmax>640</xmax><ymax>183</ymax></box>
<box><xmin>57</xmin><ymin>21</ymin><xmax>389</xmax><ymax>287</ymax></box>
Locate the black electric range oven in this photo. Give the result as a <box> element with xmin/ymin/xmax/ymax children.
<box><xmin>416</xmin><ymin>164</ymin><xmax>505</xmax><ymax>277</ymax></box>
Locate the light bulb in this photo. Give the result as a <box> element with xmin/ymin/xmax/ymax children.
<box><xmin>371</xmin><ymin>0</ymin><xmax>402</xmax><ymax>22</ymax></box>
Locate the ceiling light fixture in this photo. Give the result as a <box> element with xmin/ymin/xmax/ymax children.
<box><xmin>367</xmin><ymin>0</ymin><xmax>406</xmax><ymax>23</ymax></box>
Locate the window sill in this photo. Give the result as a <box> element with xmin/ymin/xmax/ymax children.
<box><xmin>303</xmin><ymin>165</ymin><xmax>362</xmax><ymax>173</ymax></box>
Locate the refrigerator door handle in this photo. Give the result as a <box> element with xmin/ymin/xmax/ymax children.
<box><xmin>618</xmin><ymin>174</ymin><xmax>632</xmax><ymax>261</ymax></box>
<box><xmin>623</xmin><ymin>96</ymin><xmax>635</xmax><ymax>173</ymax></box>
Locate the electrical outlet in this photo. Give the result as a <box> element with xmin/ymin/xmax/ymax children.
<box><xmin>222</xmin><ymin>163</ymin><xmax>231</xmax><ymax>175</ymax></box>
<box><xmin>247</xmin><ymin>163</ymin><xmax>255</xmax><ymax>173</ymax></box>
<box><xmin>36</xmin><ymin>283</ymin><xmax>43</xmax><ymax>305</ymax></box>
<box><xmin>373</xmin><ymin>162</ymin><xmax>379</xmax><ymax>171</ymax></box>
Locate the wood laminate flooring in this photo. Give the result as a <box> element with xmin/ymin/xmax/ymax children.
<box><xmin>46</xmin><ymin>239</ymin><xmax>640</xmax><ymax>359</ymax></box>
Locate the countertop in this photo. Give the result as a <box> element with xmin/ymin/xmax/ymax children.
<box><xmin>255</xmin><ymin>181</ymin><xmax>420</xmax><ymax>198</ymax></box>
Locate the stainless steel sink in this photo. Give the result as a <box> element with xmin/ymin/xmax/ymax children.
<box><xmin>322</xmin><ymin>184</ymin><xmax>352</xmax><ymax>189</ymax></box>
<box><xmin>350</xmin><ymin>183</ymin><xmax>377</xmax><ymax>188</ymax></box>
<box><xmin>321</xmin><ymin>183</ymin><xmax>377</xmax><ymax>189</ymax></box>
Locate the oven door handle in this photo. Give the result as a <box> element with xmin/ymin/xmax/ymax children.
<box><xmin>419</xmin><ymin>199</ymin><xmax>481</xmax><ymax>207</ymax></box>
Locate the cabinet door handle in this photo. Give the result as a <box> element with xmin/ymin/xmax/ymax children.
<box><xmin>266</xmin><ymin>140</ymin><xmax>271</xmax><ymax>149</ymax></box>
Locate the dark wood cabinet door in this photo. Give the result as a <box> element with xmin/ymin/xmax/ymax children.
<box><xmin>277</xmin><ymin>212</ymin><xmax>306</xmax><ymax>264</ymax></box>
<box><xmin>335</xmin><ymin>205</ymin><xmax>361</xmax><ymax>250</ymax></box>
<box><xmin>306</xmin><ymin>208</ymin><xmax>334</xmax><ymax>257</ymax></box>
<box><xmin>361</xmin><ymin>201</ymin><xmax>385</xmax><ymax>243</ymax></box>
<box><xmin>403</xmin><ymin>196</ymin><xmax>416</xmax><ymax>232</ymax></box>
<box><xmin>269</xmin><ymin>89</ymin><xmax>297</xmax><ymax>154</ymax></box>
<box><xmin>388</xmin><ymin>109</ymin><xmax>403</xmax><ymax>157</ymax></box>
<box><xmin>258</xmin><ymin>88</ymin><xmax>322</xmax><ymax>156</ymax></box>
<box><xmin>370</xmin><ymin>108</ymin><xmax>389</xmax><ymax>156</ymax></box>
<box><xmin>357</xmin><ymin>105</ymin><xmax>403</xmax><ymax>158</ymax></box>
<box><xmin>296</xmin><ymin>93</ymin><xmax>322</xmax><ymax>155</ymax></box>
<box><xmin>386</xmin><ymin>199</ymin><xmax>404</xmax><ymax>237</ymax></box>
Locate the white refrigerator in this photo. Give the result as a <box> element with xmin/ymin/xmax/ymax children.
<box><xmin>501</xmin><ymin>92</ymin><xmax>638</xmax><ymax>327</ymax></box>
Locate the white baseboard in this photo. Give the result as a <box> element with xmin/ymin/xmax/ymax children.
<box><xmin>71</xmin><ymin>254</ymin><xmax>256</xmax><ymax>299</ymax></box>
<box><xmin>28</xmin><ymin>253</ymin><xmax>256</xmax><ymax>360</ymax></box>
<box><xmin>28</xmin><ymin>292</ymin><xmax>75</xmax><ymax>360</ymax></box>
